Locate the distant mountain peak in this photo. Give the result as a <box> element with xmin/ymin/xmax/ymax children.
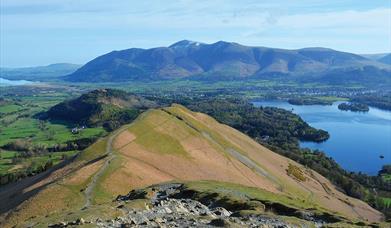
<box><xmin>213</xmin><ymin>40</ymin><xmax>232</xmax><ymax>45</ymax></box>
<box><xmin>169</xmin><ymin>40</ymin><xmax>203</xmax><ymax>48</ymax></box>
<box><xmin>299</xmin><ymin>47</ymin><xmax>335</xmax><ymax>52</ymax></box>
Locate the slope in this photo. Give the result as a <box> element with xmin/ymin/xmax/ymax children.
<box><xmin>0</xmin><ymin>105</ymin><xmax>384</xmax><ymax>227</ymax></box>
<box><xmin>46</xmin><ymin>88</ymin><xmax>156</xmax><ymax>128</ymax></box>
<box><xmin>378</xmin><ymin>54</ymin><xmax>391</xmax><ymax>65</ymax></box>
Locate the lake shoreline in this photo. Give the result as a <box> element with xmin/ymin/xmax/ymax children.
<box><xmin>252</xmin><ymin>100</ymin><xmax>391</xmax><ymax>175</ymax></box>
<box><xmin>0</xmin><ymin>77</ymin><xmax>36</xmax><ymax>86</ymax></box>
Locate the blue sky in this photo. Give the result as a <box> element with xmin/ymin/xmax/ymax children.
<box><xmin>1</xmin><ymin>0</ymin><xmax>390</xmax><ymax>67</ymax></box>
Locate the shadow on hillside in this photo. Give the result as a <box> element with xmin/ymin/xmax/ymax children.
<box><xmin>0</xmin><ymin>156</ymin><xmax>76</xmax><ymax>215</ymax></box>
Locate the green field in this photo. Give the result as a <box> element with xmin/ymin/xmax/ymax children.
<box><xmin>0</xmin><ymin>89</ymin><xmax>108</xmax><ymax>184</ymax></box>
<box><xmin>382</xmin><ymin>197</ymin><xmax>391</xmax><ymax>208</ymax></box>
<box><xmin>0</xmin><ymin>104</ymin><xmax>25</xmax><ymax>114</ymax></box>
<box><xmin>0</xmin><ymin>150</ymin><xmax>80</xmax><ymax>175</ymax></box>
<box><xmin>0</xmin><ymin>118</ymin><xmax>105</xmax><ymax>147</ymax></box>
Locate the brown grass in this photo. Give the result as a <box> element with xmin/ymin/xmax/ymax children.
<box><xmin>2</xmin><ymin>184</ymin><xmax>82</xmax><ymax>228</ymax></box>
<box><xmin>65</xmin><ymin>160</ymin><xmax>104</xmax><ymax>185</ymax></box>
<box><xmin>113</xmin><ymin>130</ymin><xmax>136</xmax><ymax>149</ymax></box>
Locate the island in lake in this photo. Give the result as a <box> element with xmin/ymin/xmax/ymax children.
<box><xmin>338</xmin><ymin>102</ymin><xmax>369</xmax><ymax>112</ymax></box>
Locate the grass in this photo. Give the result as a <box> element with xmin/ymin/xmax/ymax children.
<box><xmin>0</xmin><ymin>150</ymin><xmax>17</xmax><ymax>175</ymax></box>
<box><xmin>0</xmin><ymin>118</ymin><xmax>105</xmax><ymax>147</ymax></box>
<box><xmin>381</xmin><ymin>174</ymin><xmax>391</xmax><ymax>182</ymax></box>
<box><xmin>163</xmin><ymin>105</ymin><xmax>242</xmax><ymax>153</ymax></box>
<box><xmin>77</xmin><ymin>137</ymin><xmax>108</xmax><ymax>162</ymax></box>
<box><xmin>0</xmin><ymin>150</ymin><xmax>17</xmax><ymax>159</ymax></box>
<box><xmin>129</xmin><ymin>110</ymin><xmax>188</xmax><ymax>157</ymax></box>
<box><xmin>0</xmin><ymin>96</ymin><xmax>106</xmax><ymax>180</ymax></box>
<box><xmin>163</xmin><ymin>105</ymin><xmax>299</xmax><ymax>191</ymax></box>
<box><xmin>185</xmin><ymin>180</ymin><xmax>314</xmax><ymax>211</ymax></box>
<box><xmin>286</xmin><ymin>163</ymin><xmax>307</xmax><ymax>182</ymax></box>
<box><xmin>184</xmin><ymin>180</ymin><xmax>359</xmax><ymax>225</ymax></box>
<box><xmin>0</xmin><ymin>150</ymin><xmax>79</xmax><ymax>175</ymax></box>
<box><xmin>380</xmin><ymin>197</ymin><xmax>391</xmax><ymax>208</ymax></box>
<box><xmin>313</xmin><ymin>96</ymin><xmax>349</xmax><ymax>102</ymax></box>
<box><xmin>0</xmin><ymin>104</ymin><xmax>24</xmax><ymax>114</ymax></box>
<box><xmin>92</xmin><ymin>154</ymin><xmax>124</xmax><ymax>204</ymax></box>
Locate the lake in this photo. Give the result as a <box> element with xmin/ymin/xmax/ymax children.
<box><xmin>252</xmin><ymin>100</ymin><xmax>391</xmax><ymax>175</ymax></box>
<box><xmin>0</xmin><ymin>77</ymin><xmax>35</xmax><ymax>86</ymax></box>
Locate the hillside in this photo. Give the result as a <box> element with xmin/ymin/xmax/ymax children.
<box><xmin>0</xmin><ymin>63</ymin><xmax>80</xmax><ymax>81</ymax></box>
<box><xmin>65</xmin><ymin>40</ymin><xmax>391</xmax><ymax>84</ymax></box>
<box><xmin>46</xmin><ymin>89</ymin><xmax>156</xmax><ymax>129</ymax></box>
<box><xmin>0</xmin><ymin>104</ymin><xmax>384</xmax><ymax>227</ymax></box>
<box><xmin>378</xmin><ymin>54</ymin><xmax>391</xmax><ymax>65</ymax></box>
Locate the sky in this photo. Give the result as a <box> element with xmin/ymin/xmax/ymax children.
<box><xmin>0</xmin><ymin>0</ymin><xmax>390</xmax><ymax>67</ymax></box>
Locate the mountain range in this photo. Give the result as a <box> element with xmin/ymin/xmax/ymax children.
<box><xmin>65</xmin><ymin>40</ymin><xmax>391</xmax><ymax>84</ymax></box>
<box><xmin>378</xmin><ymin>54</ymin><xmax>391</xmax><ymax>65</ymax></box>
<box><xmin>361</xmin><ymin>53</ymin><xmax>391</xmax><ymax>64</ymax></box>
<box><xmin>0</xmin><ymin>63</ymin><xmax>80</xmax><ymax>81</ymax></box>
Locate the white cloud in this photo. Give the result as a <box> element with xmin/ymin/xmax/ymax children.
<box><xmin>277</xmin><ymin>8</ymin><xmax>391</xmax><ymax>30</ymax></box>
<box><xmin>1</xmin><ymin>0</ymin><xmax>390</xmax><ymax>66</ymax></box>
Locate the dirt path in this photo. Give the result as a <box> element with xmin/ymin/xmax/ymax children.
<box><xmin>82</xmin><ymin>126</ymin><xmax>129</xmax><ymax>209</ymax></box>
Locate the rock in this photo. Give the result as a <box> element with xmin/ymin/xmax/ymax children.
<box><xmin>75</xmin><ymin>218</ymin><xmax>85</xmax><ymax>225</ymax></box>
<box><xmin>164</xmin><ymin>206</ymin><xmax>173</xmax><ymax>214</ymax></box>
<box><xmin>295</xmin><ymin>210</ymin><xmax>315</xmax><ymax>221</ymax></box>
<box><xmin>87</xmin><ymin>183</ymin><xmax>317</xmax><ymax>228</ymax></box>
<box><xmin>154</xmin><ymin>217</ymin><xmax>164</xmax><ymax>223</ymax></box>
<box><xmin>120</xmin><ymin>223</ymin><xmax>134</xmax><ymax>228</ymax></box>
<box><xmin>209</xmin><ymin>218</ymin><xmax>227</xmax><ymax>227</ymax></box>
<box><xmin>139</xmin><ymin>221</ymin><xmax>148</xmax><ymax>225</ymax></box>
<box><xmin>173</xmin><ymin>204</ymin><xmax>189</xmax><ymax>213</ymax></box>
<box><xmin>116</xmin><ymin>189</ymin><xmax>147</xmax><ymax>201</ymax></box>
<box><xmin>211</xmin><ymin>207</ymin><xmax>231</xmax><ymax>217</ymax></box>
<box><xmin>48</xmin><ymin>221</ymin><xmax>67</xmax><ymax>228</ymax></box>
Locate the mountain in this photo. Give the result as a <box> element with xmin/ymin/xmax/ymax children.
<box><xmin>1</xmin><ymin>63</ymin><xmax>80</xmax><ymax>81</ymax></box>
<box><xmin>361</xmin><ymin>53</ymin><xmax>391</xmax><ymax>65</ymax></box>
<box><xmin>1</xmin><ymin>104</ymin><xmax>383</xmax><ymax>227</ymax></box>
<box><xmin>360</xmin><ymin>53</ymin><xmax>389</xmax><ymax>61</ymax></box>
<box><xmin>378</xmin><ymin>54</ymin><xmax>391</xmax><ymax>65</ymax></box>
<box><xmin>46</xmin><ymin>89</ymin><xmax>156</xmax><ymax>129</ymax></box>
<box><xmin>65</xmin><ymin>40</ymin><xmax>391</xmax><ymax>84</ymax></box>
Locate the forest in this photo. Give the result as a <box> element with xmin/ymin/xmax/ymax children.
<box><xmin>338</xmin><ymin>102</ymin><xmax>369</xmax><ymax>112</ymax></box>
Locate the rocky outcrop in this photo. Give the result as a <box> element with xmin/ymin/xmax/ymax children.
<box><xmin>100</xmin><ymin>195</ymin><xmax>293</xmax><ymax>227</ymax></box>
<box><xmin>46</xmin><ymin>183</ymin><xmax>376</xmax><ymax>227</ymax></box>
<box><xmin>97</xmin><ymin>183</ymin><xmax>320</xmax><ymax>227</ymax></box>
